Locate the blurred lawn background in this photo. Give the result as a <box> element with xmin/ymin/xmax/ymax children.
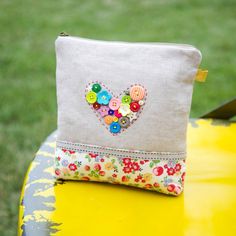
<box><xmin>0</xmin><ymin>0</ymin><xmax>235</xmax><ymax>235</ymax></box>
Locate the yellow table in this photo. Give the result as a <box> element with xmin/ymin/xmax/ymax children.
<box><xmin>18</xmin><ymin>119</ymin><xmax>236</xmax><ymax>236</ymax></box>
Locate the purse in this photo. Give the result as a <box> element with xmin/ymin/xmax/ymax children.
<box><xmin>54</xmin><ymin>33</ymin><xmax>206</xmax><ymax>196</ymax></box>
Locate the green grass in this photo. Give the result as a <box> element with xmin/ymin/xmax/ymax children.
<box><xmin>0</xmin><ymin>0</ymin><xmax>235</xmax><ymax>235</ymax></box>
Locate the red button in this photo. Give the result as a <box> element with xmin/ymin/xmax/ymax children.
<box><xmin>93</xmin><ymin>102</ymin><xmax>101</xmax><ymax>110</ymax></box>
<box><xmin>114</xmin><ymin>110</ymin><xmax>122</xmax><ymax>118</ymax></box>
<box><xmin>130</xmin><ymin>102</ymin><xmax>140</xmax><ymax>112</ymax></box>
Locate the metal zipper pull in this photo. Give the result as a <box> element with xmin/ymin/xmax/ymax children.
<box><xmin>59</xmin><ymin>32</ymin><xmax>69</xmax><ymax>36</ymax></box>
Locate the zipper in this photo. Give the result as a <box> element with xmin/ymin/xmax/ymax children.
<box><xmin>58</xmin><ymin>32</ymin><xmax>198</xmax><ymax>50</ymax></box>
<box><xmin>59</xmin><ymin>32</ymin><xmax>69</xmax><ymax>36</ymax></box>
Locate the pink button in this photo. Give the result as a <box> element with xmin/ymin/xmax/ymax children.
<box><xmin>114</xmin><ymin>110</ymin><xmax>122</xmax><ymax>118</ymax></box>
<box><xmin>109</xmin><ymin>98</ymin><xmax>121</xmax><ymax>110</ymax></box>
<box><xmin>130</xmin><ymin>85</ymin><xmax>145</xmax><ymax>101</ymax></box>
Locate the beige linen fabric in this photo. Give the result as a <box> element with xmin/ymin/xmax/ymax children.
<box><xmin>55</xmin><ymin>36</ymin><xmax>202</xmax><ymax>153</ymax></box>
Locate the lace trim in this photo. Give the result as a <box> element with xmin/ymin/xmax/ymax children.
<box><xmin>56</xmin><ymin>140</ymin><xmax>186</xmax><ymax>161</ymax></box>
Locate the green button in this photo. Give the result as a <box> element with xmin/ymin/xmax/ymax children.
<box><xmin>86</xmin><ymin>91</ymin><xmax>97</xmax><ymax>104</ymax></box>
<box><xmin>92</xmin><ymin>83</ymin><xmax>102</xmax><ymax>93</ymax></box>
<box><xmin>121</xmin><ymin>95</ymin><xmax>131</xmax><ymax>104</ymax></box>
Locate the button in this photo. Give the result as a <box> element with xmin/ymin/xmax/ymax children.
<box><xmin>98</xmin><ymin>106</ymin><xmax>109</xmax><ymax>117</ymax></box>
<box><xmin>118</xmin><ymin>117</ymin><xmax>130</xmax><ymax>128</ymax></box>
<box><xmin>130</xmin><ymin>102</ymin><xmax>140</xmax><ymax>112</ymax></box>
<box><xmin>92</xmin><ymin>83</ymin><xmax>102</xmax><ymax>93</ymax></box>
<box><xmin>104</xmin><ymin>115</ymin><xmax>113</xmax><ymax>125</ymax></box>
<box><xmin>109</xmin><ymin>98</ymin><xmax>121</xmax><ymax>110</ymax></box>
<box><xmin>118</xmin><ymin>103</ymin><xmax>131</xmax><ymax>116</ymax></box>
<box><xmin>86</xmin><ymin>91</ymin><xmax>97</xmax><ymax>104</ymax></box>
<box><xmin>93</xmin><ymin>102</ymin><xmax>101</xmax><ymax>110</ymax></box>
<box><xmin>113</xmin><ymin>116</ymin><xmax>119</xmax><ymax>122</ymax></box>
<box><xmin>127</xmin><ymin>111</ymin><xmax>137</xmax><ymax>122</ymax></box>
<box><xmin>114</xmin><ymin>110</ymin><xmax>122</xmax><ymax>118</ymax></box>
<box><xmin>97</xmin><ymin>90</ymin><xmax>112</xmax><ymax>105</ymax></box>
<box><xmin>110</xmin><ymin>122</ymin><xmax>121</xmax><ymax>133</ymax></box>
<box><xmin>130</xmin><ymin>85</ymin><xmax>145</xmax><ymax>101</ymax></box>
<box><xmin>108</xmin><ymin>109</ymin><xmax>114</xmax><ymax>115</ymax></box>
<box><xmin>138</xmin><ymin>100</ymin><xmax>145</xmax><ymax>106</ymax></box>
<box><xmin>121</xmin><ymin>95</ymin><xmax>131</xmax><ymax>104</ymax></box>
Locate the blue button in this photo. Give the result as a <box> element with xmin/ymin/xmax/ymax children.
<box><xmin>108</xmin><ymin>109</ymin><xmax>114</xmax><ymax>115</ymax></box>
<box><xmin>110</xmin><ymin>122</ymin><xmax>121</xmax><ymax>133</ymax></box>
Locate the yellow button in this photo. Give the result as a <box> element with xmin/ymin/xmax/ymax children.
<box><xmin>113</xmin><ymin>117</ymin><xmax>119</xmax><ymax>122</ymax></box>
<box><xmin>86</xmin><ymin>91</ymin><xmax>97</xmax><ymax>104</ymax></box>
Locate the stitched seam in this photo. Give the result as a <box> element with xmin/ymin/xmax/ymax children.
<box><xmin>56</xmin><ymin>141</ymin><xmax>186</xmax><ymax>160</ymax></box>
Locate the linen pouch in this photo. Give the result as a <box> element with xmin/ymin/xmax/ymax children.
<box><xmin>54</xmin><ymin>34</ymin><xmax>202</xmax><ymax>196</ymax></box>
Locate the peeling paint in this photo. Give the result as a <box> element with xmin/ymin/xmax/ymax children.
<box><xmin>18</xmin><ymin>132</ymin><xmax>62</xmax><ymax>235</ymax></box>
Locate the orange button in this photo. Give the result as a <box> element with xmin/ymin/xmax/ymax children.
<box><xmin>130</xmin><ymin>85</ymin><xmax>145</xmax><ymax>101</ymax></box>
<box><xmin>104</xmin><ymin>115</ymin><xmax>113</xmax><ymax>125</ymax></box>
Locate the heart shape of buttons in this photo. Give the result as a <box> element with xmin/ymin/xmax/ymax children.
<box><xmin>85</xmin><ymin>82</ymin><xmax>147</xmax><ymax>135</ymax></box>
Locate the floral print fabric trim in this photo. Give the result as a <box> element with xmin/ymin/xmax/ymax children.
<box><xmin>55</xmin><ymin>146</ymin><xmax>186</xmax><ymax>196</ymax></box>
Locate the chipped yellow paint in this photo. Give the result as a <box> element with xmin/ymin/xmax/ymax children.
<box><xmin>44</xmin><ymin>166</ymin><xmax>55</xmax><ymax>174</ymax></box>
<box><xmin>18</xmin><ymin>161</ymin><xmax>35</xmax><ymax>236</ymax></box>
<box><xmin>25</xmin><ymin>210</ymin><xmax>53</xmax><ymax>222</ymax></box>
<box><xmin>37</xmin><ymin>150</ymin><xmax>55</xmax><ymax>158</ymax></box>
<box><xmin>33</xmin><ymin>184</ymin><xmax>54</xmax><ymax>198</ymax></box>
<box><xmin>18</xmin><ymin>143</ymin><xmax>57</xmax><ymax>235</ymax></box>
<box><xmin>29</xmin><ymin>178</ymin><xmax>54</xmax><ymax>185</ymax></box>
<box><xmin>19</xmin><ymin>119</ymin><xmax>236</xmax><ymax>236</ymax></box>
<box><xmin>46</xmin><ymin>141</ymin><xmax>56</xmax><ymax>148</ymax></box>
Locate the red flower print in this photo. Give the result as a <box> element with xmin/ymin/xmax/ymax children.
<box><xmin>144</xmin><ymin>184</ymin><xmax>152</xmax><ymax>189</ymax></box>
<box><xmin>140</xmin><ymin>160</ymin><xmax>145</xmax><ymax>165</ymax></box>
<box><xmin>175</xmin><ymin>163</ymin><xmax>181</xmax><ymax>172</ymax></box>
<box><xmin>167</xmin><ymin>184</ymin><xmax>175</xmax><ymax>192</ymax></box>
<box><xmin>167</xmin><ymin>167</ymin><xmax>175</xmax><ymax>176</ymax></box>
<box><xmin>153</xmin><ymin>166</ymin><xmax>164</xmax><ymax>176</ymax></box>
<box><xmin>100</xmin><ymin>158</ymin><xmax>104</xmax><ymax>162</ymax></box>
<box><xmin>174</xmin><ymin>186</ymin><xmax>181</xmax><ymax>195</ymax></box>
<box><xmin>137</xmin><ymin>175</ymin><xmax>142</xmax><ymax>180</ymax></box>
<box><xmin>99</xmin><ymin>171</ymin><xmax>105</xmax><ymax>176</ymax></box>
<box><xmin>84</xmin><ymin>165</ymin><xmax>90</xmax><ymax>171</ymax></box>
<box><xmin>94</xmin><ymin>163</ymin><xmax>101</xmax><ymax>171</ymax></box>
<box><xmin>123</xmin><ymin>158</ymin><xmax>131</xmax><ymax>165</ymax></box>
<box><xmin>89</xmin><ymin>153</ymin><xmax>98</xmax><ymax>158</ymax></box>
<box><xmin>68</xmin><ymin>163</ymin><xmax>77</xmax><ymax>171</ymax></box>
<box><xmin>134</xmin><ymin>178</ymin><xmax>139</xmax><ymax>182</ymax></box>
<box><xmin>141</xmin><ymin>179</ymin><xmax>146</xmax><ymax>183</ymax></box>
<box><xmin>112</xmin><ymin>174</ymin><xmax>117</xmax><ymax>178</ymax></box>
<box><xmin>164</xmin><ymin>164</ymin><xmax>168</xmax><ymax>169</ymax></box>
<box><xmin>69</xmin><ymin>150</ymin><xmax>75</xmax><ymax>154</ymax></box>
<box><xmin>121</xmin><ymin>176</ymin><xmax>129</xmax><ymax>182</ymax></box>
<box><xmin>81</xmin><ymin>176</ymin><xmax>90</xmax><ymax>181</ymax></box>
<box><xmin>57</xmin><ymin>156</ymin><xmax>61</xmax><ymax>161</ymax></box>
<box><xmin>181</xmin><ymin>172</ymin><xmax>186</xmax><ymax>182</ymax></box>
<box><xmin>131</xmin><ymin>162</ymin><xmax>140</xmax><ymax>171</ymax></box>
<box><xmin>123</xmin><ymin>166</ymin><xmax>132</xmax><ymax>174</ymax></box>
<box><xmin>153</xmin><ymin>182</ymin><xmax>159</xmax><ymax>188</ymax></box>
<box><xmin>62</xmin><ymin>148</ymin><xmax>67</xmax><ymax>153</ymax></box>
<box><xmin>55</xmin><ymin>169</ymin><xmax>60</xmax><ymax>175</ymax></box>
<box><xmin>144</xmin><ymin>160</ymin><xmax>149</xmax><ymax>163</ymax></box>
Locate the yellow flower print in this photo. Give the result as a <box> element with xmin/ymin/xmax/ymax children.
<box><xmin>143</xmin><ymin>173</ymin><xmax>152</xmax><ymax>181</ymax></box>
<box><xmin>105</xmin><ymin>162</ymin><xmax>114</xmax><ymax>171</ymax></box>
<box><xmin>62</xmin><ymin>168</ymin><xmax>69</xmax><ymax>175</ymax></box>
<box><xmin>70</xmin><ymin>154</ymin><xmax>77</xmax><ymax>159</ymax></box>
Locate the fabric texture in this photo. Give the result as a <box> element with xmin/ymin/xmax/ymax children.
<box><xmin>55</xmin><ymin>35</ymin><xmax>202</xmax><ymax>195</ymax></box>
<box><xmin>55</xmin><ymin>146</ymin><xmax>186</xmax><ymax>196</ymax></box>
